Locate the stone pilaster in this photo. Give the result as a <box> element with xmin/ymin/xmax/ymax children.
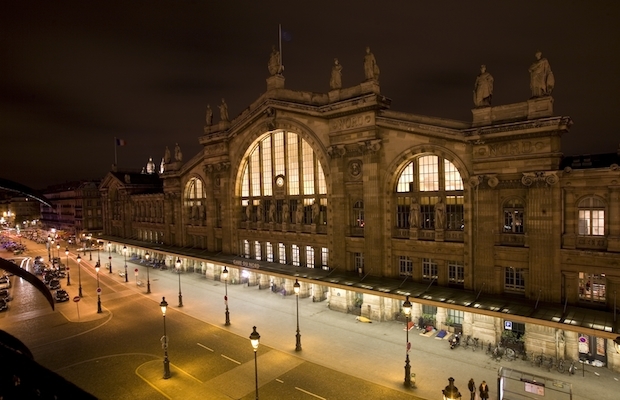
<box><xmin>608</xmin><ymin>187</ymin><xmax>620</xmax><ymax>252</ymax></box>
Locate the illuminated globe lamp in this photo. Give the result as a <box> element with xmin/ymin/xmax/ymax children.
<box><xmin>442</xmin><ymin>377</ymin><xmax>462</xmax><ymax>400</ymax></box>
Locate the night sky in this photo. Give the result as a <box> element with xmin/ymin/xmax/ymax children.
<box><xmin>2</xmin><ymin>1</ymin><xmax>619</xmax><ymax>190</ymax></box>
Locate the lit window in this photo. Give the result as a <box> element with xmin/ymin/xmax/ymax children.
<box><xmin>579</xmin><ymin>272</ymin><xmax>606</xmax><ymax>303</ymax></box>
<box><xmin>419</xmin><ymin>155</ymin><xmax>439</xmax><ymax>192</ymax></box>
<box><xmin>448</xmin><ymin>262</ymin><xmax>464</xmax><ymax>285</ymax></box>
<box><xmin>292</xmin><ymin>245</ymin><xmax>300</xmax><ymax>266</ymax></box>
<box><xmin>399</xmin><ymin>256</ymin><xmax>412</xmax><ymax>277</ymax></box>
<box><xmin>254</xmin><ymin>241</ymin><xmax>261</xmax><ymax>261</ymax></box>
<box><xmin>266</xmin><ymin>242</ymin><xmax>273</xmax><ymax>262</ymax></box>
<box><xmin>578</xmin><ymin>197</ymin><xmax>605</xmax><ymax>236</ymax></box>
<box><xmin>422</xmin><ymin>258</ymin><xmax>438</xmax><ymax>281</ymax></box>
<box><xmin>504</xmin><ymin>267</ymin><xmax>525</xmax><ymax>292</ymax></box>
<box><xmin>352</xmin><ymin>201</ymin><xmax>364</xmax><ymax>227</ymax></box>
<box><xmin>321</xmin><ymin>247</ymin><xmax>329</xmax><ymax>270</ymax></box>
<box><xmin>306</xmin><ymin>246</ymin><xmax>314</xmax><ymax>268</ymax></box>
<box><xmin>279</xmin><ymin>243</ymin><xmax>286</xmax><ymax>264</ymax></box>
<box><xmin>243</xmin><ymin>240</ymin><xmax>250</xmax><ymax>259</ymax></box>
<box><xmin>503</xmin><ymin>198</ymin><xmax>524</xmax><ymax>234</ymax></box>
<box><xmin>354</xmin><ymin>252</ymin><xmax>364</xmax><ymax>273</ymax></box>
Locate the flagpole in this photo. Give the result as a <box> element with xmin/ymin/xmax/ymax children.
<box><xmin>114</xmin><ymin>137</ymin><xmax>118</xmax><ymax>167</ymax></box>
<box><xmin>278</xmin><ymin>24</ymin><xmax>282</xmax><ymax>71</ymax></box>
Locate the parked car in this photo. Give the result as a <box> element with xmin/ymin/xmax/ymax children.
<box><xmin>54</xmin><ymin>289</ymin><xmax>69</xmax><ymax>302</ymax></box>
<box><xmin>0</xmin><ymin>277</ymin><xmax>10</xmax><ymax>290</ymax></box>
<box><xmin>48</xmin><ymin>279</ymin><xmax>61</xmax><ymax>290</ymax></box>
<box><xmin>0</xmin><ymin>299</ymin><xmax>8</xmax><ymax>311</ymax></box>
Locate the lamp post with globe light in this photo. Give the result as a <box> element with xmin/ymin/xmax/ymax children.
<box><xmin>107</xmin><ymin>241</ymin><xmax>112</xmax><ymax>273</ymax></box>
<box><xmin>160</xmin><ymin>297</ymin><xmax>171</xmax><ymax>379</ymax></box>
<box><xmin>222</xmin><ymin>267</ymin><xmax>230</xmax><ymax>325</ymax></box>
<box><xmin>144</xmin><ymin>252</ymin><xmax>152</xmax><ymax>294</ymax></box>
<box><xmin>77</xmin><ymin>254</ymin><xmax>83</xmax><ymax>297</ymax></box>
<box><xmin>294</xmin><ymin>279</ymin><xmax>302</xmax><ymax>351</ymax></box>
<box><xmin>403</xmin><ymin>296</ymin><xmax>413</xmax><ymax>388</ymax></box>
<box><xmin>122</xmin><ymin>245</ymin><xmax>128</xmax><ymax>282</ymax></box>
<box><xmin>249</xmin><ymin>326</ymin><xmax>261</xmax><ymax>400</ymax></box>
<box><xmin>95</xmin><ymin>263</ymin><xmax>102</xmax><ymax>313</ymax></box>
<box><xmin>56</xmin><ymin>243</ymin><xmax>60</xmax><ymax>262</ymax></box>
<box><xmin>442</xmin><ymin>377</ymin><xmax>462</xmax><ymax>400</ymax></box>
<box><xmin>175</xmin><ymin>257</ymin><xmax>183</xmax><ymax>307</ymax></box>
<box><xmin>65</xmin><ymin>248</ymin><xmax>71</xmax><ymax>286</ymax></box>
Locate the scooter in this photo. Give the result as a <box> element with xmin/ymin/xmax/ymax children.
<box><xmin>449</xmin><ymin>331</ymin><xmax>462</xmax><ymax>349</ymax></box>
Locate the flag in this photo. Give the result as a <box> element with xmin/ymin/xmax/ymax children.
<box><xmin>281</xmin><ymin>30</ymin><xmax>292</xmax><ymax>42</ymax></box>
<box><xmin>115</xmin><ymin>138</ymin><xmax>127</xmax><ymax>146</ymax></box>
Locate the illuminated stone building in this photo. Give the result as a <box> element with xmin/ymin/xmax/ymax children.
<box><xmin>99</xmin><ymin>58</ymin><xmax>620</xmax><ymax>372</ymax></box>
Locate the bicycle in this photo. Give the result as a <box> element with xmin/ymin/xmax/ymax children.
<box><xmin>471</xmin><ymin>337</ymin><xmax>479</xmax><ymax>352</ymax></box>
<box><xmin>557</xmin><ymin>358</ymin><xmax>565</xmax><ymax>374</ymax></box>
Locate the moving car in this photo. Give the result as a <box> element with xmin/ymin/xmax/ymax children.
<box><xmin>54</xmin><ymin>289</ymin><xmax>69</xmax><ymax>302</ymax></box>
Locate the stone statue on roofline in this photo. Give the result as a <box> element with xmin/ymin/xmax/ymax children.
<box><xmin>268</xmin><ymin>45</ymin><xmax>283</xmax><ymax>76</ymax></box>
<box><xmin>174</xmin><ymin>143</ymin><xmax>183</xmax><ymax>162</ymax></box>
<box><xmin>205</xmin><ymin>104</ymin><xmax>213</xmax><ymax>126</ymax></box>
<box><xmin>164</xmin><ymin>146</ymin><xmax>171</xmax><ymax>164</ymax></box>
<box><xmin>473</xmin><ymin>64</ymin><xmax>494</xmax><ymax>107</ymax></box>
<box><xmin>219</xmin><ymin>98</ymin><xmax>229</xmax><ymax>122</ymax></box>
<box><xmin>529</xmin><ymin>50</ymin><xmax>554</xmax><ymax>97</ymax></box>
<box><xmin>330</xmin><ymin>58</ymin><xmax>342</xmax><ymax>90</ymax></box>
<box><xmin>363</xmin><ymin>46</ymin><xmax>380</xmax><ymax>82</ymax></box>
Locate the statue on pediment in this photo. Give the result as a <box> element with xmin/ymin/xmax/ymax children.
<box><xmin>164</xmin><ymin>146</ymin><xmax>171</xmax><ymax>164</ymax></box>
<box><xmin>363</xmin><ymin>46</ymin><xmax>380</xmax><ymax>81</ymax></box>
<box><xmin>219</xmin><ymin>98</ymin><xmax>229</xmax><ymax>122</ymax></box>
<box><xmin>268</xmin><ymin>45</ymin><xmax>283</xmax><ymax>76</ymax></box>
<box><xmin>473</xmin><ymin>65</ymin><xmax>493</xmax><ymax>107</ymax></box>
<box><xmin>529</xmin><ymin>51</ymin><xmax>554</xmax><ymax>97</ymax></box>
<box><xmin>174</xmin><ymin>143</ymin><xmax>183</xmax><ymax>162</ymax></box>
<box><xmin>330</xmin><ymin>58</ymin><xmax>342</xmax><ymax>90</ymax></box>
<box><xmin>205</xmin><ymin>104</ymin><xmax>213</xmax><ymax>126</ymax></box>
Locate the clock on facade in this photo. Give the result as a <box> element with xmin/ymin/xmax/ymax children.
<box><xmin>275</xmin><ymin>175</ymin><xmax>285</xmax><ymax>187</ymax></box>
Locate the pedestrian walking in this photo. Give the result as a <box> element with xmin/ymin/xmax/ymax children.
<box><xmin>468</xmin><ymin>378</ymin><xmax>476</xmax><ymax>400</ymax></box>
<box><xmin>479</xmin><ymin>380</ymin><xmax>489</xmax><ymax>400</ymax></box>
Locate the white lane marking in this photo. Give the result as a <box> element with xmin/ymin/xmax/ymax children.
<box><xmin>276</xmin><ymin>379</ymin><xmax>284</xmax><ymax>383</ymax></box>
<box><xmin>197</xmin><ymin>343</ymin><xmax>214</xmax><ymax>352</ymax></box>
<box><xmin>221</xmin><ymin>354</ymin><xmax>241</xmax><ymax>365</ymax></box>
<box><xmin>295</xmin><ymin>387</ymin><xmax>326</xmax><ymax>399</ymax></box>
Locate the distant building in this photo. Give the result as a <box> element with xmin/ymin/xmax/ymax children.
<box><xmin>99</xmin><ymin>56</ymin><xmax>620</xmax><ymax>372</ymax></box>
<box><xmin>40</xmin><ymin>181</ymin><xmax>102</xmax><ymax>238</ymax></box>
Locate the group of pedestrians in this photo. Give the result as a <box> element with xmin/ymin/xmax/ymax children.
<box><xmin>468</xmin><ymin>378</ymin><xmax>489</xmax><ymax>400</ymax></box>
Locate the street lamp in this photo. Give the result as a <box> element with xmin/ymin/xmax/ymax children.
<box><xmin>56</xmin><ymin>243</ymin><xmax>60</xmax><ymax>261</ymax></box>
<box><xmin>122</xmin><ymin>245</ymin><xmax>128</xmax><ymax>283</ymax></box>
<box><xmin>50</xmin><ymin>237</ymin><xmax>54</xmax><ymax>262</ymax></box>
<box><xmin>96</xmin><ymin>240</ymin><xmax>101</xmax><ymax>266</ymax></box>
<box><xmin>77</xmin><ymin>254</ymin><xmax>83</xmax><ymax>297</ymax></box>
<box><xmin>403</xmin><ymin>295</ymin><xmax>413</xmax><ymax>388</ymax></box>
<box><xmin>88</xmin><ymin>235</ymin><xmax>92</xmax><ymax>261</ymax></box>
<box><xmin>144</xmin><ymin>252</ymin><xmax>152</xmax><ymax>294</ymax></box>
<box><xmin>175</xmin><ymin>257</ymin><xmax>183</xmax><ymax>307</ymax></box>
<box><xmin>249</xmin><ymin>326</ymin><xmax>260</xmax><ymax>400</ymax></box>
<box><xmin>160</xmin><ymin>297</ymin><xmax>171</xmax><ymax>379</ymax></box>
<box><xmin>82</xmin><ymin>234</ymin><xmax>86</xmax><ymax>256</ymax></box>
<box><xmin>65</xmin><ymin>248</ymin><xmax>71</xmax><ymax>286</ymax></box>
<box><xmin>95</xmin><ymin>263</ymin><xmax>102</xmax><ymax>313</ymax></box>
<box><xmin>294</xmin><ymin>279</ymin><xmax>302</xmax><ymax>351</ymax></box>
<box><xmin>442</xmin><ymin>377</ymin><xmax>462</xmax><ymax>400</ymax></box>
<box><xmin>222</xmin><ymin>267</ymin><xmax>230</xmax><ymax>325</ymax></box>
<box><xmin>107</xmin><ymin>241</ymin><xmax>112</xmax><ymax>273</ymax></box>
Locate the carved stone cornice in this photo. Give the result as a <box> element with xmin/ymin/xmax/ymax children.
<box><xmin>327</xmin><ymin>145</ymin><xmax>347</xmax><ymax>158</ymax></box>
<box><xmin>204</xmin><ymin>162</ymin><xmax>231</xmax><ymax>174</ymax></box>
<box><xmin>469</xmin><ymin>175</ymin><xmax>483</xmax><ymax>188</ymax></box>
<box><xmin>521</xmin><ymin>171</ymin><xmax>559</xmax><ymax>187</ymax></box>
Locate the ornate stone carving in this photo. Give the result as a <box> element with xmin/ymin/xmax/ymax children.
<box><xmin>521</xmin><ymin>171</ymin><xmax>559</xmax><ymax>187</ymax></box>
<box><xmin>469</xmin><ymin>175</ymin><xmax>483</xmax><ymax>188</ymax></box>
<box><xmin>327</xmin><ymin>145</ymin><xmax>346</xmax><ymax>158</ymax></box>
<box><xmin>611</xmin><ymin>163</ymin><xmax>619</xmax><ymax>171</ymax></box>
<box><xmin>563</xmin><ymin>166</ymin><xmax>572</xmax><ymax>174</ymax></box>
<box><xmin>487</xmin><ymin>175</ymin><xmax>499</xmax><ymax>188</ymax></box>
<box><xmin>349</xmin><ymin>160</ymin><xmax>362</xmax><ymax>178</ymax></box>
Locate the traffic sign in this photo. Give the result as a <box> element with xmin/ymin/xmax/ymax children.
<box><xmin>73</xmin><ymin>296</ymin><xmax>80</xmax><ymax>302</ymax></box>
<box><xmin>96</xmin><ymin>287</ymin><xmax>102</xmax><ymax>294</ymax></box>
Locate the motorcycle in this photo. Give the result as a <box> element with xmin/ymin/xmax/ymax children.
<box><xmin>449</xmin><ymin>331</ymin><xmax>462</xmax><ymax>349</ymax></box>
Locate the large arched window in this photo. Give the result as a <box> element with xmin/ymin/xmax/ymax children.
<box><xmin>578</xmin><ymin>196</ymin><xmax>605</xmax><ymax>236</ymax></box>
<box><xmin>395</xmin><ymin>155</ymin><xmax>464</xmax><ymax>230</ymax></box>
<box><xmin>184</xmin><ymin>177</ymin><xmax>206</xmax><ymax>224</ymax></box>
<box><xmin>240</xmin><ymin>130</ymin><xmax>327</xmax><ymax>225</ymax></box>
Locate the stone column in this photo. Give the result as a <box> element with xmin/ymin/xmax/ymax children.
<box><xmin>562</xmin><ymin>187</ymin><xmax>576</xmax><ymax>249</ymax></box>
<box><xmin>608</xmin><ymin>187</ymin><xmax>620</xmax><ymax>252</ymax></box>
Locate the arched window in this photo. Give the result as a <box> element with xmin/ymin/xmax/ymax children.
<box><xmin>240</xmin><ymin>130</ymin><xmax>327</xmax><ymax>225</ymax></box>
<box><xmin>184</xmin><ymin>177</ymin><xmax>206</xmax><ymax>225</ymax></box>
<box><xmin>578</xmin><ymin>197</ymin><xmax>605</xmax><ymax>236</ymax></box>
<box><xmin>503</xmin><ymin>198</ymin><xmax>525</xmax><ymax>233</ymax></box>
<box><xmin>395</xmin><ymin>155</ymin><xmax>464</xmax><ymax>230</ymax></box>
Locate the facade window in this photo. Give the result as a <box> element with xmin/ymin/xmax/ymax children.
<box><xmin>279</xmin><ymin>243</ymin><xmax>286</xmax><ymax>265</ymax></box>
<box><xmin>354</xmin><ymin>252</ymin><xmax>364</xmax><ymax>274</ymax></box>
<box><xmin>578</xmin><ymin>197</ymin><xmax>605</xmax><ymax>236</ymax></box>
<box><xmin>352</xmin><ymin>201</ymin><xmax>364</xmax><ymax>227</ymax></box>
<box><xmin>184</xmin><ymin>177</ymin><xmax>206</xmax><ymax>224</ymax></box>
<box><xmin>242</xmin><ymin>240</ymin><xmax>250</xmax><ymax>258</ymax></box>
<box><xmin>266</xmin><ymin>242</ymin><xmax>273</xmax><ymax>262</ymax></box>
<box><xmin>254</xmin><ymin>241</ymin><xmax>261</xmax><ymax>261</ymax></box>
<box><xmin>399</xmin><ymin>256</ymin><xmax>412</xmax><ymax>276</ymax></box>
<box><xmin>396</xmin><ymin>155</ymin><xmax>464</xmax><ymax>231</ymax></box>
<box><xmin>448</xmin><ymin>262</ymin><xmax>464</xmax><ymax>286</ymax></box>
<box><xmin>422</xmin><ymin>304</ymin><xmax>437</xmax><ymax>316</ymax></box>
<box><xmin>447</xmin><ymin>309</ymin><xmax>464</xmax><ymax>327</ymax></box>
<box><xmin>422</xmin><ymin>258</ymin><xmax>438</xmax><ymax>281</ymax></box>
<box><xmin>292</xmin><ymin>244</ymin><xmax>300</xmax><ymax>266</ymax></box>
<box><xmin>503</xmin><ymin>198</ymin><xmax>524</xmax><ymax>233</ymax></box>
<box><xmin>321</xmin><ymin>247</ymin><xmax>329</xmax><ymax>270</ymax></box>
<box><xmin>504</xmin><ymin>267</ymin><xmax>525</xmax><ymax>292</ymax></box>
<box><xmin>306</xmin><ymin>246</ymin><xmax>314</xmax><ymax>268</ymax></box>
<box><xmin>240</xmin><ymin>130</ymin><xmax>327</xmax><ymax>221</ymax></box>
<box><xmin>579</xmin><ymin>272</ymin><xmax>606</xmax><ymax>303</ymax></box>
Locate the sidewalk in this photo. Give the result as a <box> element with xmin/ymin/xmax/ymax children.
<box><xmin>74</xmin><ymin>252</ymin><xmax>620</xmax><ymax>399</ymax></box>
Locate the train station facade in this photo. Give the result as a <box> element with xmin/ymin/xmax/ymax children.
<box><xmin>98</xmin><ymin>58</ymin><xmax>620</xmax><ymax>372</ymax></box>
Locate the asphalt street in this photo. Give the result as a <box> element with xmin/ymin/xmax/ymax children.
<box><xmin>2</xmin><ymin>238</ymin><xmax>620</xmax><ymax>400</ymax></box>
